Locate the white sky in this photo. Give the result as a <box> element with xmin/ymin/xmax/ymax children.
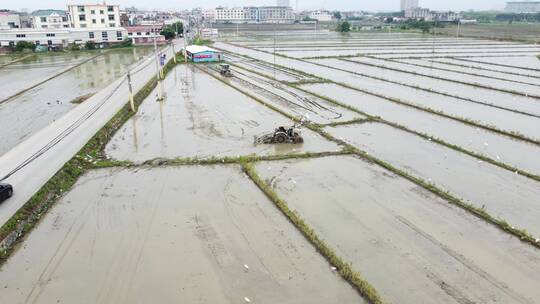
<box><xmin>3</xmin><ymin>0</ymin><xmax>507</xmax><ymax>12</ymax></box>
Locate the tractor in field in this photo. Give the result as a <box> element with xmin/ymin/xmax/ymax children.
<box><xmin>255</xmin><ymin>123</ymin><xmax>304</xmax><ymax>145</ymax></box>
<box><xmin>219</xmin><ymin>64</ymin><xmax>232</xmax><ymax>77</ymax></box>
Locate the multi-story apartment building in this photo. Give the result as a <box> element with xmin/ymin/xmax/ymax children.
<box><xmin>67</xmin><ymin>3</ymin><xmax>121</xmax><ymax>28</ymax></box>
<box><xmin>405</xmin><ymin>7</ymin><xmax>460</xmax><ymax>21</ymax></box>
<box><xmin>214</xmin><ymin>6</ymin><xmax>294</xmax><ymax>24</ymax></box>
<box><xmin>400</xmin><ymin>0</ymin><xmax>419</xmax><ymax>11</ymax></box>
<box><xmin>215</xmin><ymin>7</ymin><xmax>246</xmax><ymax>23</ymax></box>
<box><xmin>258</xmin><ymin>6</ymin><xmax>294</xmax><ymax>23</ymax></box>
<box><xmin>31</xmin><ymin>10</ymin><xmax>70</xmax><ymax>29</ymax></box>
<box><xmin>505</xmin><ymin>1</ymin><xmax>540</xmax><ymax>13</ymax></box>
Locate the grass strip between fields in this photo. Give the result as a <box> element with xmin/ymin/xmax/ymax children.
<box><xmin>242</xmin><ymin>162</ymin><xmax>384</xmax><ymax>304</ymax></box>
<box><xmin>0</xmin><ymin>53</ymin><xmax>181</xmax><ymax>264</ymax></box>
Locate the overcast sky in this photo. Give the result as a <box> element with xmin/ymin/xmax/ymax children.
<box><xmin>4</xmin><ymin>0</ymin><xmax>507</xmax><ymax>12</ymax></box>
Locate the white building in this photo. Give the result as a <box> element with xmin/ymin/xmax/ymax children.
<box><xmin>400</xmin><ymin>0</ymin><xmax>419</xmax><ymax>11</ymax></box>
<box><xmin>0</xmin><ymin>27</ymin><xmax>128</xmax><ymax>48</ymax></box>
<box><xmin>31</xmin><ymin>10</ymin><xmax>70</xmax><ymax>29</ymax></box>
<box><xmin>215</xmin><ymin>6</ymin><xmax>294</xmax><ymax>24</ymax></box>
<box><xmin>215</xmin><ymin>7</ymin><xmax>246</xmax><ymax>23</ymax></box>
<box><xmin>258</xmin><ymin>6</ymin><xmax>294</xmax><ymax>23</ymax></box>
<box><xmin>202</xmin><ymin>9</ymin><xmax>215</xmax><ymax>22</ymax></box>
<box><xmin>309</xmin><ymin>10</ymin><xmax>333</xmax><ymax>22</ymax></box>
<box><xmin>505</xmin><ymin>1</ymin><xmax>540</xmax><ymax>13</ymax></box>
<box><xmin>0</xmin><ymin>11</ymin><xmax>22</xmax><ymax>29</ymax></box>
<box><xmin>67</xmin><ymin>3</ymin><xmax>121</xmax><ymax>28</ymax></box>
<box><xmin>405</xmin><ymin>7</ymin><xmax>460</xmax><ymax>22</ymax></box>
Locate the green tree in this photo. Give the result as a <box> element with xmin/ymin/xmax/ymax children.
<box><xmin>337</xmin><ymin>21</ymin><xmax>351</xmax><ymax>32</ymax></box>
<box><xmin>85</xmin><ymin>41</ymin><xmax>96</xmax><ymax>50</ymax></box>
<box><xmin>14</xmin><ymin>41</ymin><xmax>35</xmax><ymax>52</ymax></box>
<box><xmin>160</xmin><ymin>22</ymin><xmax>184</xmax><ymax>39</ymax></box>
<box><xmin>333</xmin><ymin>11</ymin><xmax>342</xmax><ymax>20</ymax></box>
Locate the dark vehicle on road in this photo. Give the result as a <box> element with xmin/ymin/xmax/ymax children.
<box><xmin>0</xmin><ymin>183</ymin><xmax>13</xmax><ymax>203</ymax></box>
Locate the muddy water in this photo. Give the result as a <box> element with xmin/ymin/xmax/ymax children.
<box><xmin>278</xmin><ymin>49</ymin><xmax>540</xmax><ymax>59</ymax></box>
<box><xmin>105</xmin><ymin>64</ymin><xmax>338</xmax><ymax>162</ymax></box>
<box><xmin>433</xmin><ymin>57</ymin><xmax>540</xmax><ymax>78</ymax></box>
<box><xmin>0</xmin><ymin>52</ymin><xmax>97</xmax><ymax>101</ymax></box>
<box><xmin>302</xmin><ymin>83</ymin><xmax>540</xmax><ymax>176</ymax></box>
<box><xmin>204</xmin><ymin>64</ymin><xmax>362</xmax><ymax>124</ymax></box>
<box><xmin>0</xmin><ymin>47</ymin><xmax>154</xmax><ymax>156</ymax></box>
<box><xmin>215</xmin><ymin>42</ymin><xmax>540</xmax><ymax>140</ymax></box>
<box><xmin>350</xmin><ymin>57</ymin><xmax>540</xmax><ymax>96</ymax></box>
<box><xmin>471</xmin><ymin>56</ymin><xmax>540</xmax><ymax>70</ymax></box>
<box><xmin>317</xmin><ymin>58</ymin><xmax>540</xmax><ymax>116</ymax></box>
<box><xmin>224</xmin><ymin>53</ymin><xmax>304</xmax><ymax>82</ymax></box>
<box><xmin>328</xmin><ymin>123</ymin><xmax>540</xmax><ymax>237</ymax></box>
<box><xmin>260</xmin><ymin>44</ymin><xmax>540</xmax><ymax>52</ymax></box>
<box><xmin>398</xmin><ymin>58</ymin><xmax>540</xmax><ymax>84</ymax></box>
<box><xmin>256</xmin><ymin>156</ymin><xmax>540</xmax><ymax>304</ymax></box>
<box><xmin>0</xmin><ymin>166</ymin><xmax>362</xmax><ymax>303</ymax></box>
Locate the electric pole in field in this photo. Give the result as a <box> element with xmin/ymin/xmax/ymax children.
<box><xmin>153</xmin><ymin>25</ymin><xmax>164</xmax><ymax>101</ymax></box>
<box><xmin>127</xmin><ymin>71</ymin><xmax>135</xmax><ymax>112</ymax></box>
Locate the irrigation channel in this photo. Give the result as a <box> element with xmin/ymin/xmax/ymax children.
<box><xmin>1</xmin><ymin>32</ymin><xmax>539</xmax><ymax>304</ymax></box>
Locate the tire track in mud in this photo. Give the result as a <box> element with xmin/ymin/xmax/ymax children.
<box><xmin>395</xmin><ymin>215</ymin><xmax>533</xmax><ymax>304</ymax></box>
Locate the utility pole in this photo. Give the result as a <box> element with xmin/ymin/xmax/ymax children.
<box><xmin>153</xmin><ymin>25</ymin><xmax>164</xmax><ymax>101</ymax></box>
<box><xmin>273</xmin><ymin>22</ymin><xmax>276</xmax><ymax>80</ymax></box>
<box><xmin>456</xmin><ymin>20</ymin><xmax>461</xmax><ymax>39</ymax></box>
<box><xmin>127</xmin><ymin>71</ymin><xmax>135</xmax><ymax>112</ymax></box>
<box><xmin>183</xmin><ymin>19</ymin><xmax>188</xmax><ymax>63</ymax></box>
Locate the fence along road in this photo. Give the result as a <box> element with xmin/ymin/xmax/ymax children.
<box><xmin>0</xmin><ymin>39</ymin><xmax>182</xmax><ymax>227</ymax></box>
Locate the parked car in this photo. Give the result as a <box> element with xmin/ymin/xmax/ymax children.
<box><xmin>0</xmin><ymin>183</ymin><xmax>13</xmax><ymax>203</ymax></box>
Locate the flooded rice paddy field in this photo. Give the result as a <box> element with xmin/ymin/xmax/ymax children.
<box><xmin>432</xmin><ymin>57</ymin><xmax>540</xmax><ymax>78</ymax></box>
<box><xmin>0</xmin><ymin>47</ymin><xmax>154</xmax><ymax>156</ymax></box>
<box><xmin>256</xmin><ymin>156</ymin><xmax>540</xmax><ymax>304</ymax></box>
<box><xmin>328</xmin><ymin>122</ymin><xmax>540</xmax><ymax>237</ymax></box>
<box><xmin>203</xmin><ymin>64</ymin><xmax>363</xmax><ymax>125</ymax></box>
<box><xmin>0</xmin><ymin>166</ymin><xmax>361</xmax><ymax>303</ymax></box>
<box><xmin>3</xmin><ymin>32</ymin><xmax>540</xmax><ymax>303</ymax></box>
<box><xmin>302</xmin><ymin>83</ymin><xmax>540</xmax><ymax>176</ymax></box>
<box><xmin>105</xmin><ymin>64</ymin><xmax>338</xmax><ymax>162</ymax></box>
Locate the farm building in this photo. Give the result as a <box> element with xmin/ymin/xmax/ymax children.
<box><xmin>185</xmin><ymin>45</ymin><xmax>222</xmax><ymax>63</ymax></box>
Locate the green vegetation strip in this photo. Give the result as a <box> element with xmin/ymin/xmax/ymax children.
<box><xmin>242</xmin><ymin>163</ymin><xmax>383</xmax><ymax>304</ymax></box>
<box><xmin>0</xmin><ymin>54</ymin><xmax>180</xmax><ymax>265</ymax></box>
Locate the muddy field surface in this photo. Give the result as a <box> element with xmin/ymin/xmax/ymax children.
<box><xmin>224</xmin><ymin>53</ymin><xmax>308</xmax><ymax>83</ymax></box>
<box><xmin>256</xmin><ymin>156</ymin><xmax>540</xmax><ymax>304</ymax></box>
<box><xmin>466</xmin><ymin>55</ymin><xmax>540</xmax><ymax>70</ymax></box>
<box><xmin>302</xmin><ymin>83</ymin><xmax>540</xmax><ymax>175</ymax></box>
<box><xmin>0</xmin><ymin>166</ymin><xmax>362</xmax><ymax>303</ymax></box>
<box><xmin>328</xmin><ymin>123</ymin><xmax>540</xmax><ymax>237</ymax></box>
<box><xmin>395</xmin><ymin>58</ymin><xmax>540</xmax><ymax>84</ymax></box>
<box><xmin>0</xmin><ymin>47</ymin><xmax>154</xmax><ymax>156</ymax></box>
<box><xmin>216</xmin><ymin>43</ymin><xmax>540</xmax><ymax>139</ymax></box>
<box><xmin>105</xmin><ymin>65</ymin><xmax>338</xmax><ymax>162</ymax></box>
<box><xmin>203</xmin><ymin>64</ymin><xmax>363</xmax><ymax>125</ymax></box>
<box><xmin>347</xmin><ymin>57</ymin><xmax>540</xmax><ymax>96</ymax></box>
<box><xmin>317</xmin><ymin>58</ymin><xmax>540</xmax><ymax>116</ymax></box>
<box><xmin>434</xmin><ymin>57</ymin><xmax>540</xmax><ymax>77</ymax></box>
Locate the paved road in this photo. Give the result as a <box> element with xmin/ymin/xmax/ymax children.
<box><xmin>0</xmin><ymin>39</ymin><xmax>182</xmax><ymax>227</ymax></box>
